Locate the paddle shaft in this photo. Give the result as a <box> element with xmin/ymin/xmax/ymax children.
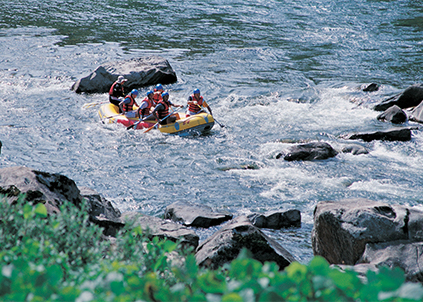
<box><xmin>193</xmin><ymin>103</ymin><xmax>225</xmax><ymax>128</ymax></box>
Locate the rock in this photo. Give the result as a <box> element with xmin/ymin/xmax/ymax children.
<box><xmin>358</xmin><ymin>241</ymin><xmax>423</xmax><ymax>282</ymax></box>
<box><xmin>71</xmin><ymin>56</ymin><xmax>177</xmax><ymax>94</ymax></box>
<box><xmin>283</xmin><ymin>142</ymin><xmax>338</xmax><ymax>161</ymax></box>
<box><xmin>248</xmin><ymin>209</ymin><xmax>301</xmax><ymax>229</ymax></box>
<box><xmin>344</xmin><ymin>128</ymin><xmax>412</xmax><ymax>142</ymax></box>
<box><xmin>376</xmin><ymin>105</ymin><xmax>407</xmax><ymax>124</ymax></box>
<box><xmin>312</xmin><ymin>199</ymin><xmax>409</xmax><ymax>265</ymax></box>
<box><xmin>0</xmin><ymin>140</ymin><xmax>2</xmax><ymax>154</ymax></box>
<box><xmin>195</xmin><ymin>216</ymin><xmax>296</xmax><ymax>270</ymax></box>
<box><xmin>79</xmin><ymin>187</ymin><xmax>124</xmax><ymax>237</ymax></box>
<box><xmin>164</xmin><ymin>201</ymin><xmax>233</xmax><ymax>228</ymax></box>
<box><xmin>121</xmin><ymin>212</ymin><xmax>199</xmax><ymax>248</ymax></box>
<box><xmin>409</xmin><ymin>101</ymin><xmax>423</xmax><ymax>123</ymax></box>
<box><xmin>373</xmin><ymin>84</ymin><xmax>423</xmax><ymax>111</ymax></box>
<box><xmin>0</xmin><ymin>166</ymin><xmax>83</xmax><ymax>214</ymax></box>
<box><xmin>362</xmin><ymin>83</ymin><xmax>379</xmax><ymax>92</ymax></box>
<box><xmin>341</xmin><ymin>144</ymin><xmax>369</xmax><ymax>155</ymax></box>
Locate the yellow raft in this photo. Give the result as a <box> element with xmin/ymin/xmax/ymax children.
<box><xmin>158</xmin><ymin>112</ymin><xmax>215</xmax><ymax>135</ymax></box>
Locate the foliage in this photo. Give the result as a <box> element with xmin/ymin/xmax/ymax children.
<box><xmin>1</xmin><ymin>193</ymin><xmax>423</xmax><ymax>301</ymax></box>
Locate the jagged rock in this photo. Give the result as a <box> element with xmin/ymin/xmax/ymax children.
<box><xmin>376</xmin><ymin>105</ymin><xmax>407</xmax><ymax>124</ymax></box>
<box><xmin>164</xmin><ymin>201</ymin><xmax>233</xmax><ymax>228</ymax></box>
<box><xmin>344</xmin><ymin>128</ymin><xmax>413</xmax><ymax>142</ymax></box>
<box><xmin>341</xmin><ymin>144</ymin><xmax>369</xmax><ymax>155</ymax></box>
<box><xmin>358</xmin><ymin>240</ymin><xmax>423</xmax><ymax>283</ymax></box>
<box><xmin>373</xmin><ymin>84</ymin><xmax>423</xmax><ymax>111</ymax></box>
<box><xmin>283</xmin><ymin>142</ymin><xmax>338</xmax><ymax>161</ymax></box>
<box><xmin>195</xmin><ymin>216</ymin><xmax>296</xmax><ymax>270</ymax></box>
<box><xmin>71</xmin><ymin>56</ymin><xmax>177</xmax><ymax>94</ymax></box>
<box><xmin>248</xmin><ymin>209</ymin><xmax>301</xmax><ymax>229</ymax></box>
<box><xmin>0</xmin><ymin>166</ymin><xmax>83</xmax><ymax>214</ymax></box>
<box><xmin>362</xmin><ymin>83</ymin><xmax>379</xmax><ymax>92</ymax></box>
<box><xmin>312</xmin><ymin>199</ymin><xmax>409</xmax><ymax>265</ymax></box>
<box><xmin>121</xmin><ymin>212</ymin><xmax>199</xmax><ymax>248</ymax></box>
<box><xmin>79</xmin><ymin>187</ymin><xmax>124</xmax><ymax>237</ymax></box>
<box><xmin>0</xmin><ymin>141</ymin><xmax>2</xmax><ymax>154</ymax></box>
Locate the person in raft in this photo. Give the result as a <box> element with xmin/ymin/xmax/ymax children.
<box><xmin>186</xmin><ymin>89</ymin><xmax>212</xmax><ymax>116</ymax></box>
<box><xmin>152</xmin><ymin>92</ymin><xmax>183</xmax><ymax>125</ymax></box>
<box><xmin>109</xmin><ymin>75</ymin><xmax>128</xmax><ymax>109</ymax></box>
<box><xmin>152</xmin><ymin>84</ymin><xmax>164</xmax><ymax>104</ymax></box>
<box><xmin>137</xmin><ymin>90</ymin><xmax>156</xmax><ymax>121</ymax></box>
<box><xmin>119</xmin><ymin>89</ymin><xmax>140</xmax><ymax>118</ymax></box>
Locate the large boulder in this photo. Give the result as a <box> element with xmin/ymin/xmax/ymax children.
<box><xmin>247</xmin><ymin>209</ymin><xmax>301</xmax><ymax>229</ymax></box>
<box><xmin>164</xmin><ymin>201</ymin><xmax>233</xmax><ymax>228</ymax></box>
<box><xmin>79</xmin><ymin>187</ymin><xmax>124</xmax><ymax>237</ymax></box>
<box><xmin>280</xmin><ymin>142</ymin><xmax>338</xmax><ymax>161</ymax></box>
<box><xmin>71</xmin><ymin>56</ymin><xmax>177</xmax><ymax>94</ymax></box>
<box><xmin>410</xmin><ymin>101</ymin><xmax>423</xmax><ymax>123</ymax></box>
<box><xmin>121</xmin><ymin>212</ymin><xmax>199</xmax><ymax>248</ymax></box>
<box><xmin>343</xmin><ymin>128</ymin><xmax>413</xmax><ymax>142</ymax></box>
<box><xmin>195</xmin><ymin>216</ymin><xmax>296</xmax><ymax>270</ymax></box>
<box><xmin>376</xmin><ymin>105</ymin><xmax>407</xmax><ymax>124</ymax></box>
<box><xmin>373</xmin><ymin>84</ymin><xmax>423</xmax><ymax>111</ymax></box>
<box><xmin>312</xmin><ymin>199</ymin><xmax>410</xmax><ymax>265</ymax></box>
<box><xmin>0</xmin><ymin>166</ymin><xmax>83</xmax><ymax>214</ymax></box>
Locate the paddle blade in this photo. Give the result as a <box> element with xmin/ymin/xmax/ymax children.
<box><xmin>143</xmin><ymin>123</ymin><xmax>158</xmax><ymax>133</ymax></box>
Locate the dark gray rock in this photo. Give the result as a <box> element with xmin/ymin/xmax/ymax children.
<box><xmin>165</xmin><ymin>201</ymin><xmax>233</xmax><ymax>228</ymax></box>
<box><xmin>376</xmin><ymin>105</ymin><xmax>407</xmax><ymax>124</ymax></box>
<box><xmin>362</xmin><ymin>83</ymin><xmax>379</xmax><ymax>92</ymax></box>
<box><xmin>409</xmin><ymin>101</ymin><xmax>423</xmax><ymax>123</ymax></box>
<box><xmin>248</xmin><ymin>209</ymin><xmax>301</xmax><ymax>229</ymax></box>
<box><xmin>312</xmin><ymin>199</ymin><xmax>409</xmax><ymax>265</ymax></box>
<box><xmin>0</xmin><ymin>166</ymin><xmax>83</xmax><ymax>214</ymax></box>
<box><xmin>195</xmin><ymin>216</ymin><xmax>296</xmax><ymax>270</ymax></box>
<box><xmin>79</xmin><ymin>187</ymin><xmax>124</xmax><ymax>237</ymax></box>
<box><xmin>344</xmin><ymin>128</ymin><xmax>412</xmax><ymax>142</ymax></box>
<box><xmin>0</xmin><ymin>140</ymin><xmax>2</xmax><ymax>154</ymax></box>
<box><xmin>373</xmin><ymin>84</ymin><xmax>423</xmax><ymax>111</ymax></box>
<box><xmin>121</xmin><ymin>212</ymin><xmax>199</xmax><ymax>248</ymax></box>
<box><xmin>358</xmin><ymin>240</ymin><xmax>423</xmax><ymax>283</ymax></box>
<box><xmin>71</xmin><ymin>56</ymin><xmax>177</xmax><ymax>94</ymax></box>
<box><xmin>283</xmin><ymin>142</ymin><xmax>338</xmax><ymax>161</ymax></box>
<box><xmin>341</xmin><ymin>144</ymin><xmax>369</xmax><ymax>155</ymax></box>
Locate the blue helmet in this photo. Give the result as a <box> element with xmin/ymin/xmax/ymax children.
<box><xmin>155</xmin><ymin>84</ymin><xmax>163</xmax><ymax>91</ymax></box>
<box><xmin>131</xmin><ymin>89</ymin><xmax>139</xmax><ymax>96</ymax></box>
<box><xmin>161</xmin><ymin>92</ymin><xmax>169</xmax><ymax>98</ymax></box>
<box><xmin>147</xmin><ymin>90</ymin><xmax>154</xmax><ymax>96</ymax></box>
<box><xmin>193</xmin><ymin>88</ymin><xmax>200</xmax><ymax>95</ymax></box>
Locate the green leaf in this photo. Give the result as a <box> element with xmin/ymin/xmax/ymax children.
<box><xmin>23</xmin><ymin>203</ymin><xmax>33</xmax><ymax>219</ymax></box>
<box><xmin>34</xmin><ymin>203</ymin><xmax>48</xmax><ymax>218</ymax></box>
<box><xmin>222</xmin><ymin>292</ymin><xmax>243</xmax><ymax>302</ymax></box>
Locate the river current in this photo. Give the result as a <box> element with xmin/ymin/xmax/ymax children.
<box><xmin>1</xmin><ymin>0</ymin><xmax>423</xmax><ymax>263</ymax></box>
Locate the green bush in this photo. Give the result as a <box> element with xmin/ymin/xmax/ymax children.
<box><xmin>1</xmin><ymin>193</ymin><xmax>423</xmax><ymax>301</ymax></box>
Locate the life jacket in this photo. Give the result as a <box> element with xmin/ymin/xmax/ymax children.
<box><xmin>188</xmin><ymin>94</ymin><xmax>204</xmax><ymax>113</ymax></box>
<box><xmin>156</xmin><ymin>99</ymin><xmax>170</xmax><ymax>120</ymax></box>
<box><xmin>152</xmin><ymin>91</ymin><xmax>163</xmax><ymax>104</ymax></box>
<box><xmin>139</xmin><ymin>97</ymin><xmax>154</xmax><ymax>117</ymax></box>
<box><xmin>109</xmin><ymin>82</ymin><xmax>124</xmax><ymax>97</ymax></box>
<box><xmin>122</xmin><ymin>94</ymin><xmax>137</xmax><ymax>112</ymax></box>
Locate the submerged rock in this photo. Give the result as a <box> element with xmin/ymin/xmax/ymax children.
<box><xmin>71</xmin><ymin>56</ymin><xmax>177</xmax><ymax>94</ymax></box>
<box><xmin>283</xmin><ymin>142</ymin><xmax>338</xmax><ymax>161</ymax></box>
<box><xmin>341</xmin><ymin>144</ymin><xmax>369</xmax><ymax>155</ymax></box>
<box><xmin>362</xmin><ymin>83</ymin><xmax>379</xmax><ymax>92</ymax></box>
<box><xmin>373</xmin><ymin>83</ymin><xmax>423</xmax><ymax>111</ymax></box>
<box><xmin>165</xmin><ymin>201</ymin><xmax>233</xmax><ymax>228</ymax></box>
<box><xmin>344</xmin><ymin>128</ymin><xmax>412</xmax><ymax>142</ymax></box>
<box><xmin>195</xmin><ymin>216</ymin><xmax>296</xmax><ymax>270</ymax></box>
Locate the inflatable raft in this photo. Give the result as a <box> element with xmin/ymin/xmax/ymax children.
<box><xmin>98</xmin><ymin>103</ymin><xmax>155</xmax><ymax>129</ymax></box>
<box><xmin>98</xmin><ymin>103</ymin><xmax>215</xmax><ymax>135</ymax></box>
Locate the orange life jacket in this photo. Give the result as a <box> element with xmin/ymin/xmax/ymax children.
<box><xmin>139</xmin><ymin>97</ymin><xmax>154</xmax><ymax>117</ymax></box>
<box><xmin>122</xmin><ymin>94</ymin><xmax>137</xmax><ymax>112</ymax></box>
<box><xmin>152</xmin><ymin>91</ymin><xmax>162</xmax><ymax>104</ymax></box>
<box><xmin>156</xmin><ymin>99</ymin><xmax>170</xmax><ymax>120</ymax></box>
<box><xmin>188</xmin><ymin>94</ymin><xmax>204</xmax><ymax>113</ymax></box>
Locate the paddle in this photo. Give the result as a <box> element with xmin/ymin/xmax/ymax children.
<box><xmin>82</xmin><ymin>101</ymin><xmax>109</xmax><ymax>109</ymax></box>
<box><xmin>143</xmin><ymin>107</ymin><xmax>184</xmax><ymax>133</ymax></box>
<box><xmin>126</xmin><ymin>114</ymin><xmax>154</xmax><ymax>130</ymax></box>
<box><xmin>193</xmin><ymin>103</ymin><xmax>225</xmax><ymax>128</ymax></box>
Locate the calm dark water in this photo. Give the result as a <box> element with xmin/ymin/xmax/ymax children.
<box><xmin>1</xmin><ymin>0</ymin><xmax>423</xmax><ymax>263</ymax></box>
